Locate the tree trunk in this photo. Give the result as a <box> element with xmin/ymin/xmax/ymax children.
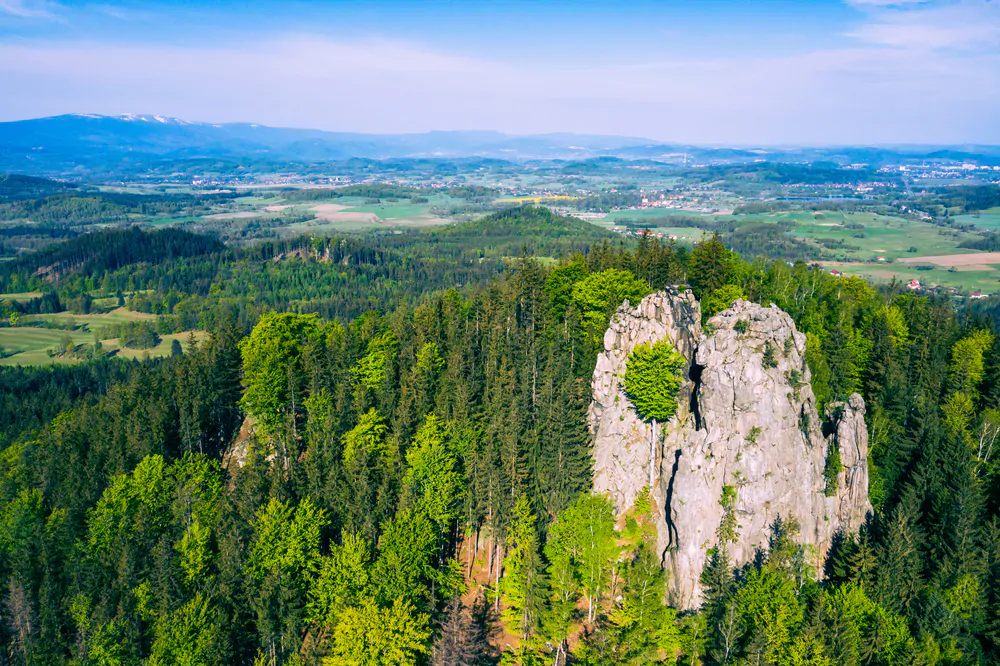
<box><xmin>649</xmin><ymin>419</ymin><xmax>657</xmax><ymax>488</ymax></box>
<box><xmin>494</xmin><ymin>544</ymin><xmax>503</xmax><ymax>611</ymax></box>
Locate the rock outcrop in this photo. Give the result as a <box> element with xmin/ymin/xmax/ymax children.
<box><xmin>589</xmin><ymin>290</ymin><xmax>871</xmax><ymax>609</ymax></box>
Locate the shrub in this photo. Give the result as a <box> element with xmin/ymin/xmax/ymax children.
<box><xmin>762</xmin><ymin>341</ymin><xmax>778</xmax><ymax>369</ymax></box>
<box><xmin>824</xmin><ymin>443</ymin><xmax>844</xmax><ymax>496</ymax></box>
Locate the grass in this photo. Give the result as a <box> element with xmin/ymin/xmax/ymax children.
<box><xmin>0</xmin><ymin>292</ymin><xmax>43</xmax><ymax>303</ymax></box>
<box><xmin>788</xmin><ymin>214</ymin><xmax>979</xmax><ymax>261</ymax></box>
<box><xmin>0</xmin><ymin>321</ymin><xmax>206</xmax><ymax>367</ymax></box>
<box><xmin>955</xmin><ymin>208</ymin><xmax>1000</xmax><ymax>232</ymax></box>
<box><xmin>819</xmin><ymin>262</ymin><xmax>1000</xmax><ymax>295</ymax></box>
<box><xmin>21</xmin><ymin>308</ymin><xmax>155</xmax><ymax>331</ymax></box>
<box><xmin>585</xmin><ymin>213</ymin><xmax>706</xmax><ymax>243</ymax></box>
<box><xmin>786</xmin><ymin>212</ymin><xmax>995</xmax><ymax>292</ymax></box>
<box><xmin>233</xmin><ymin>195</ymin><xmax>287</xmax><ymax>205</ymax></box>
<box><xmin>340</xmin><ymin>202</ymin><xmax>433</xmax><ymax>219</ymax></box>
<box><xmin>147</xmin><ymin>216</ymin><xmax>204</xmax><ymax>226</ymax></box>
<box><xmin>284</xmin><ymin>217</ymin><xmax>382</xmax><ymax>234</ymax></box>
<box><xmin>283</xmin><ymin>195</ymin><xmax>459</xmax><ymax>234</ymax></box>
<box><xmin>498</xmin><ymin>195</ymin><xmax>581</xmax><ymax>204</ymax></box>
<box><xmin>0</xmin><ymin>327</ymin><xmax>94</xmax><ymax>364</ymax></box>
<box><xmin>339</xmin><ymin>194</ymin><xmax>458</xmax><ymax>221</ymax></box>
<box><xmin>582</xmin><ymin>207</ymin><xmax>1000</xmax><ymax>293</ymax></box>
<box><xmin>102</xmin><ymin>331</ymin><xmax>208</xmax><ymax>361</ymax></box>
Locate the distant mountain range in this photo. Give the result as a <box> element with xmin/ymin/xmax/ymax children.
<box><xmin>2</xmin><ymin>113</ymin><xmax>1000</xmax><ymax>175</ymax></box>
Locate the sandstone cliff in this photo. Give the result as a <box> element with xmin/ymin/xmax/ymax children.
<box><xmin>589</xmin><ymin>289</ymin><xmax>871</xmax><ymax>609</ymax></box>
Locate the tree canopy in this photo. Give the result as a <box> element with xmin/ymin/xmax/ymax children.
<box><xmin>623</xmin><ymin>339</ymin><xmax>686</xmax><ymax>423</ymax></box>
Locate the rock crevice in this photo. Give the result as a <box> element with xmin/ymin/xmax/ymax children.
<box><xmin>589</xmin><ymin>290</ymin><xmax>871</xmax><ymax>609</ymax></box>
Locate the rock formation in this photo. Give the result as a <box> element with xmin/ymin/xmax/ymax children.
<box><xmin>589</xmin><ymin>289</ymin><xmax>871</xmax><ymax>609</ymax></box>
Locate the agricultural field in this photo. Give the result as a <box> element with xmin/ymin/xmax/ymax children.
<box><xmin>19</xmin><ymin>307</ymin><xmax>156</xmax><ymax>331</ymax></box>
<box><xmin>602</xmin><ymin>208</ymin><xmax>726</xmax><ymax>223</ymax></box>
<box><xmin>784</xmin><ymin>213</ymin><xmax>1000</xmax><ymax>293</ymax></box>
<box><xmin>787</xmin><ymin>212</ymin><xmax>981</xmax><ymax>261</ymax></box>
<box><xmin>955</xmin><ymin>207</ymin><xmax>1000</xmax><ymax>231</ymax></box>
<box><xmin>0</xmin><ymin>291</ymin><xmax>43</xmax><ymax>302</ymax></box>
<box><xmin>282</xmin><ymin>194</ymin><xmax>460</xmax><ymax>234</ymax></box>
<box><xmin>819</xmin><ymin>262</ymin><xmax>1000</xmax><ymax>295</ymax></box>
<box><xmin>0</xmin><ymin>307</ymin><xmax>203</xmax><ymax>366</ymax></box>
<box><xmin>576</xmin><ymin>207</ymin><xmax>1000</xmax><ymax>293</ymax></box>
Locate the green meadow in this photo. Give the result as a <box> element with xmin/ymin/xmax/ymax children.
<box><xmin>955</xmin><ymin>208</ymin><xmax>1000</xmax><ymax>232</ymax></box>
<box><xmin>0</xmin><ymin>308</ymin><xmax>204</xmax><ymax>366</ymax></box>
<box><xmin>788</xmin><ymin>215</ymin><xmax>980</xmax><ymax>261</ymax></box>
<box><xmin>0</xmin><ymin>291</ymin><xmax>44</xmax><ymax>302</ymax></box>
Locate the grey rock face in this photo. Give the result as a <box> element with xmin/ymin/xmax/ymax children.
<box><xmin>589</xmin><ymin>291</ymin><xmax>871</xmax><ymax>609</ymax></box>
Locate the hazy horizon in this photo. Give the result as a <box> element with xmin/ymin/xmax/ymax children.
<box><xmin>9</xmin><ymin>113</ymin><xmax>1000</xmax><ymax>151</ymax></box>
<box><xmin>2</xmin><ymin>0</ymin><xmax>999</xmax><ymax>145</ymax></box>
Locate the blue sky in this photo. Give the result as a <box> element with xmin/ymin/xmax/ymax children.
<box><xmin>1</xmin><ymin>0</ymin><xmax>999</xmax><ymax>144</ymax></box>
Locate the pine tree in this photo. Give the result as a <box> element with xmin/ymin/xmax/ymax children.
<box><xmin>701</xmin><ymin>545</ymin><xmax>738</xmax><ymax>664</ymax></box>
<box><xmin>686</xmin><ymin>232</ymin><xmax>735</xmax><ymax>300</ymax></box>
<box><xmin>875</xmin><ymin>491</ymin><xmax>924</xmax><ymax>616</ymax></box>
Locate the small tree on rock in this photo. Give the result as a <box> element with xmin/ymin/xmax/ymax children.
<box><xmin>623</xmin><ymin>340</ymin><xmax>686</xmax><ymax>486</ymax></box>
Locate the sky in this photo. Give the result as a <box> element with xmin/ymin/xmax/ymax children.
<box><xmin>1</xmin><ymin>0</ymin><xmax>999</xmax><ymax>145</ymax></box>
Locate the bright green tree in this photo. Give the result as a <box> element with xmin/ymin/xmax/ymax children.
<box><xmin>950</xmin><ymin>330</ymin><xmax>993</xmax><ymax>392</ymax></box>
<box><xmin>548</xmin><ymin>494</ymin><xmax>618</xmax><ymax>623</ymax></box>
<box><xmin>403</xmin><ymin>414</ymin><xmax>465</xmax><ymax>531</ymax></box>
<box><xmin>570</xmin><ymin>268</ymin><xmax>649</xmax><ymax>339</ymax></box>
<box><xmin>371</xmin><ymin>509</ymin><xmax>438</xmax><ymax>609</ymax></box>
<box><xmin>623</xmin><ymin>340</ymin><xmax>686</xmax><ymax>424</ymax></box>
<box><xmin>87</xmin><ymin>454</ymin><xmax>173</xmax><ymax>556</ymax></box>
<box><xmin>308</xmin><ymin>533</ymin><xmax>373</xmax><ymax>629</ymax></box>
<box><xmin>146</xmin><ymin>594</ymin><xmax>224</xmax><ymax>666</ymax></box>
<box><xmin>342</xmin><ymin>409</ymin><xmax>389</xmax><ymax>466</ymax></box>
<box><xmin>247</xmin><ymin>497</ymin><xmax>328</xmax><ymax>588</ymax></box>
<box><xmin>324</xmin><ymin>599</ymin><xmax>430</xmax><ymax>666</ymax></box>
<box><xmin>622</xmin><ymin>339</ymin><xmax>685</xmax><ymax>486</ymax></box>
<box><xmin>500</xmin><ymin>496</ymin><xmax>545</xmax><ymax>640</ymax></box>
<box><xmin>734</xmin><ymin>565</ymin><xmax>805</xmax><ymax>665</ymax></box>
<box><xmin>821</xmin><ymin>583</ymin><xmax>915</xmax><ymax>666</ymax></box>
<box><xmin>351</xmin><ymin>330</ymin><xmax>398</xmax><ymax>390</ymax></box>
<box><xmin>701</xmin><ymin>284</ymin><xmax>745</xmax><ymax>319</ymax></box>
<box><xmin>586</xmin><ymin>541</ymin><xmax>681</xmax><ymax>665</ymax></box>
<box><xmin>239</xmin><ymin>312</ymin><xmax>323</xmax><ymax>434</ymax></box>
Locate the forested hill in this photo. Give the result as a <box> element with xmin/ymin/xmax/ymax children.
<box><xmin>0</xmin><ymin>174</ymin><xmax>80</xmax><ymax>200</ymax></box>
<box><xmin>0</xmin><ymin>227</ymin><xmax>224</xmax><ymax>285</ymax></box>
<box><xmin>1</xmin><ymin>207</ymin><xmax>615</xmax><ymax>323</ymax></box>
<box><xmin>2</xmin><ymin>211</ymin><xmax>1000</xmax><ymax>664</ymax></box>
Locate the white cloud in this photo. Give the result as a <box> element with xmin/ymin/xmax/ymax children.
<box><xmin>0</xmin><ymin>0</ymin><xmax>63</xmax><ymax>19</ymax></box>
<box><xmin>847</xmin><ymin>0</ymin><xmax>1000</xmax><ymax>50</ymax></box>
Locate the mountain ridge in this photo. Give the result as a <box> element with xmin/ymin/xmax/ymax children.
<box><xmin>3</xmin><ymin>113</ymin><xmax>1000</xmax><ymax>175</ymax></box>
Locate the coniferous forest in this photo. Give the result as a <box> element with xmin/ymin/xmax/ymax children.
<box><xmin>2</xmin><ymin>207</ymin><xmax>1000</xmax><ymax>665</ymax></box>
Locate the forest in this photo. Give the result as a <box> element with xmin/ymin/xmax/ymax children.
<box><xmin>1</xmin><ymin>206</ymin><xmax>1000</xmax><ymax>665</ymax></box>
